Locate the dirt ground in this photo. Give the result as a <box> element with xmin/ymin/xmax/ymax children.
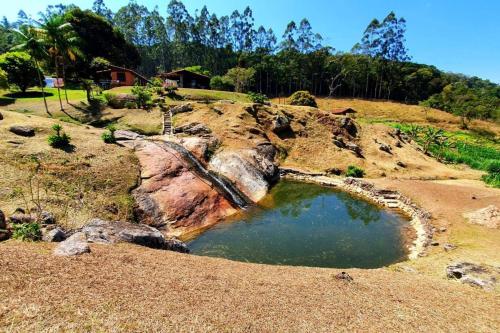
<box><xmin>372</xmin><ymin>178</ymin><xmax>500</xmax><ymax>278</ymax></box>
<box><xmin>1</xmin><ymin>241</ymin><xmax>499</xmax><ymax>332</ymax></box>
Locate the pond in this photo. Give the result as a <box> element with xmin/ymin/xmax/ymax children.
<box><xmin>188</xmin><ymin>181</ymin><xmax>412</xmax><ymax>268</ymax></box>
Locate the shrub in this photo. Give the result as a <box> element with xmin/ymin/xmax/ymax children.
<box><xmin>12</xmin><ymin>222</ymin><xmax>41</xmax><ymax>241</ymax></box>
<box><xmin>124</xmin><ymin>101</ymin><xmax>138</xmax><ymax>109</ymax></box>
<box><xmin>48</xmin><ymin>124</ymin><xmax>71</xmax><ymax>148</ymax></box>
<box><xmin>0</xmin><ymin>68</ymin><xmax>8</xmax><ymax>89</ymax></box>
<box><xmin>148</xmin><ymin>77</ymin><xmax>164</xmax><ymax>88</ymax></box>
<box><xmin>289</xmin><ymin>91</ymin><xmax>317</xmax><ymax>107</ymax></box>
<box><xmin>210</xmin><ymin>75</ymin><xmax>234</xmax><ymax>91</ymax></box>
<box><xmin>248</xmin><ymin>92</ymin><xmax>269</xmax><ymax>104</ymax></box>
<box><xmin>102</xmin><ymin>124</ymin><xmax>117</xmax><ymax>144</ymax></box>
<box><xmin>131</xmin><ymin>85</ymin><xmax>152</xmax><ymax>109</ymax></box>
<box><xmin>346</xmin><ymin>165</ymin><xmax>365</xmax><ymax>178</ymax></box>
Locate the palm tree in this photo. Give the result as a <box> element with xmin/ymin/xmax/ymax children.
<box><xmin>11</xmin><ymin>27</ymin><xmax>51</xmax><ymax>116</ymax></box>
<box><xmin>32</xmin><ymin>15</ymin><xmax>81</xmax><ymax>109</ymax></box>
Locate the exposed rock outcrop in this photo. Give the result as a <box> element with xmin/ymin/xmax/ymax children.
<box><xmin>53</xmin><ymin>232</ymin><xmax>91</xmax><ymax>256</ymax></box>
<box><xmin>42</xmin><ymin>226</ymin><xmax>66</xmax><ymax>242</ymax></box>
<box><xmin>271</xmin><ymin>113</ymin><xmax>291</xmax><ymax>133</ymax></box>
<box><xmin>209</xmin><ymin>148</ymin><xmax>279</xmax><ymax>202</ymax></box>
<box><xmin>115</xmin><ymin>133</ymin><xmax>240</xmax><ymax>236</ymax></box>
<box><xmin>463</xmin><ymin>205</ymin><xmax>499</xmax><ymax>229</ymax></box>
<box><xmin>0</xmin><ymin>209</ymin><xmax>10</xmax><ymax>241</ymax></box>
<box><xmin>9</xmin><ymin>126</ymin><xmax>35</xmax><ymax>137</ymax></box>
<box><xmin>82</xmin><ymin>219</ymin><xmax>170</xmax><ymax>250</ymax></box>
<box><xmin>446</xmin><ymin>262</ymin><xmax>497</xmax><ymax>290</ymax></box>
<box><xmin>175</xmin><ymin>122</ymin><xmax>212</xmax><ymax>136</ymax></box>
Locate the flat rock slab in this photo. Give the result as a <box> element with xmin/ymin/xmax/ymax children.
<box><xmin>53</xmin><ymin>232</ymin><xmax>90</xmax><ymax>256</ymax></box>
<box><xmin>463</xmin><ymin>205</ymin><xmax>499</xmax><ymax>229</ymax></box>
<box><xmin>82</xmin><ymin>218</ymin><xmax>167</xmax><ymax>249</ymax></box>
<box><xmin>9</xmin><ymin>126</ymin><xmax>35</xmax><ymax>137</ymax></box>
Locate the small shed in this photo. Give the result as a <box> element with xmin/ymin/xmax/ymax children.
<box><xmin>330</xmin><ymin>108</ymin><xmax>356</xmax><ymax>116</ymax></box>
<box><xmin>159</xmin><ymin>69</ymin><xmax>210</xmax><ymax>89</ymax></box>
<box><xmin>96</xmin><ymin>65</ymin><xmax>150</xmax><ymax>88</ymax></box>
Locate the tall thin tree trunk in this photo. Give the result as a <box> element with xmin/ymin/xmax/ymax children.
<box><xmin>35</xmin><ymin>59</ymin><xmax>50</xmax><ymax>116</ymax></box>
<box><xmin>62</xmin><ymin>57</ymin><xmax>69</xmax><ymax>103</ymax></box>
<box><xmin>54</xmin><ymin>56</ymin><xmax>64</xmax><ymax>110</ymax></box>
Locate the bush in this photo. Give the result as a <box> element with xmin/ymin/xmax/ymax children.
<box><xmin>124</xmin><ymin>101</ymin><xmax>138</xmax><ymax>109</ymax></box>
<box><xmin>102</xmin><ymin>124</ymin><xmax>117</xmax><ymax>144</ymax></box>
<box><xmin>12</xmin><ymin>222</ymin><xmax>41</xmax><ymax>241</ymax></box>
<box><xmin>48</xmin><ymin>124</ymin><xmax>71</xmax><ymax>148</ymax></box>
<box><xmin>346</xmin><ymin>165</ymin><xmax>365</xmax><ymax>178</ymax></box>
<box><xmin>210</xmin><ymin>75</ymin><xmax>234</xmax><ymax>91</ymax></box>
<box><xmin>131</xmin><ymin>85</ymin><xmax>152</xmax><ymax>109</ymax></box>
<box><xmin>148</xmin><ymin>77</ymin><xmax>164</xmax><ymax>88</ymax></box>
<box><xmin>248</xmin><ymin>92</ymin><xmax>269</xmax><ymax>104</ymax></box>
<box><xmin>0</xmin><ymin>68</ymin><xmax>8</xmax><ymax>89</ymax></box>
<box><xmin>289</xmin><ymin>91</ymin><xmax>317</xmax><ymax>107</ymax></box>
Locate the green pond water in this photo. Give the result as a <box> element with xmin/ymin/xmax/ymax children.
<box><xmin>188</xmin><ymin>181</ymin><xmax>411</xmax><ymax>268</ymax></box>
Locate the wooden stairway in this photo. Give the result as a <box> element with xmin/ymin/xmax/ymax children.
<box><xmin>163</xmin><ymin>111</ymin><xmax>174</xmax><ymax>136</ymax></box>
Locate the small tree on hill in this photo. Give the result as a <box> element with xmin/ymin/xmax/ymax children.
<box><xmin>224</xmin><ymin>67</ymin><xmax>255</xmax><ymax>93</ymax></box>
<box><xmin>0</xmin><ymin>51</ymin><xmax>39</xmax><ymax>93</ymax></box>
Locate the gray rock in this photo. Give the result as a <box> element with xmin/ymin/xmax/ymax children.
<box><xmin>208</xmin><ymin>149</ymin><xmax>279</xmax><ymax>202</ymax></box>
<box><xmin>443</xmin><ymin>243</ymin><xmax>456</xmax><ymax>251</ymax></box>
<box><xmin>42</xmin><ymin>227</ymin><xmax>66</xmax><ymax>242</ymax></box>
<box><xmin>271</xmin><ymin>113</ymin><xmax>291</xmax><ymax>133</ymax></box>
<box><xmin>255</xmin><ymin>142</ymin><xmax>277</xmax><ymax>161</ymax></box>
<box><xmin>170</xmin><ymin>103</ymin><xmax>193</xmax><ymax>115</ymax></box>
<box><xmin>345</xmin><ymin>142</ymin><xmax>363</xmax><ymax>157</ymax></box>
<box><xmin>396</xmin><ymin>161</ymin><xmax>407</xmax><ymax>168</ymax></box>
<box><xmin>175</xmin><ymin>122</ymin><xmax>212</xmax><ymax>136</ymax></box>
<box><xmin>40</xmin><ymin>211</ymin><xmax>56</xmax><ymax>224</ymax></box>
<box><xmin>165</xmin><ymin>238</ymin><xmax>190</xmax><ymax>253</ymax></box>
<box><xmin>0</xmin><ymin>209</ymin><xmax>5</xmax><ymax>230</ymax></box>
<box><xmin>446</xmin><ymin>262</ymin><xmax>496</xmax><ymax>290</ymax></box>
<box><xmin>114</xmin><ymin>130</ymin><xmax>143</xmax><ymax>142</ymax></box>
<box><xmin>379</xmin><ymin>143</ymin><xmax>392</xmax><ymax>154</ymax></box>
<box><xmin>82</xmin><ymin>219</ymin><xmax>167</xmax><ymax>249</ymax></box>
<box><xmin>335</xmin><ymin>271</ymin><xmax>353</xmax><ymax>282</ymax></box>
<box><xmin>53</xmin><ymin>232</ymin><xmax>90</xmax><ymax>256</ymax></box>
<box><xmin>339</xmin><ymin>117</ymin><xmax>358</xmax><ymax>137</ymax></box>
<box><xmin>9</xmin><ymin>211</ymin><xmax>34</xmax><ymax>224</ymax></box>
<box><xmin>326</xmin><ymin>168</ymin><xmax>342</xmax><ymax>176</ymax></box>
<box><xmin>332</xmin><ymin>136</ymin><xmax>346</xmax><ymax>149</ymax></box>
<box><xmin>9</xmin><ymin>126</ymin><xmax>35</xmax><ymax>137</ymax></box>
<box><xmin>0</xmin><ymin>112</ymin><xmax>3</xmax><ymax>120</ymax></box>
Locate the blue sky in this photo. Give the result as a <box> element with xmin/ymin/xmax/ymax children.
<box><xmin>3</xmin><ymin>0</ymin><xmax>500</xmax><ymax>83</ymax></box>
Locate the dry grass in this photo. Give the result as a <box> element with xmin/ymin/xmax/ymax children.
<box><xmin>0</xmin><ymin>241</ymin><xmax>499</xmax><ymax>332</ymax></box>
<box><xmin>0</xmin><ymin>110</ymin><xmax>139</xmax><ymax>229</ymax></box>
<box><xmin>174</xmin><ymin>102</ymin><xmax>483</xmax><ymax>179</ymax></box>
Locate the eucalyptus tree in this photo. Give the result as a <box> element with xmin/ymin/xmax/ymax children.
<box><xmin>11</xmin><ymin>26</ymin><xmax>50</xmax><ymax>115</ymax></box>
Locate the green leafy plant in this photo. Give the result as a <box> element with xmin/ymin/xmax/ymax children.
<box><xmin>12</xmin><ymin>222</ymin><xmax>41</xmax><ymax>241</ymax></box>
<box><xmin>289</xmin><ymin>91</ymin><xmax>317</xmax><ymax>107</ymax></box>
<box><xmin>346</xmin><ymin>165</ymin><xmax>365</xmax><ymax>178</ymax></box>
<box><xmin>248</xmin><ymin>92</ymin><xmax>269</xmax><ymax>104</ymax></box>
<box><xmin>101</xmin><ymin>124</ymin><xmax>117</xmax><ymax>144</ymax></box>
<box><xmin>131</xmin><ymin>85</ymin><xmax>152</xmax><ymax>109</ymax></box>
<box><xmin>48</xmin><ymin>124</ymin><xmax>71</xmax><ymax>148</ymax></box>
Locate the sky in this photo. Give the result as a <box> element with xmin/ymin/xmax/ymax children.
<box><xmin>3</xmin><ymin>0</ymin><xmax>500</xmax><ymax>83</ymax></box>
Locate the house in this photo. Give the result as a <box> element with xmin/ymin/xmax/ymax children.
<box><xmin>96</xmin><ymin>65</ymin><xmax>150</xmax><ymax>88</ymax></box>
<box><xmin>330</xmin><ymin>108</ymin><xmax>356</xmax><ymax>116</ymax></box>
<box><xmin>159</xmin><ymin>69</ymin><xmax>210</xmax><ymax>89</ymax></box>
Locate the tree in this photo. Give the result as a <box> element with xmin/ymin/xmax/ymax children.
<box><xmin>0</xmin><ymin>68</ymin><xmax>8</xmax><ymax>89</ymax></box>
<box><xmin>0</xmin><ymin>51</ymin><xmax>40</xmax><ymax>93</ymax></box>
<box><xmin>92</xmin><ymin>0</ymin><xmax>114</xmax><ymax>22</ymax></box>
<box><xmin>224</xmin><ymin>67</ymin><xmax>255</xmax><ymax>92</ymax></box>
<box><xmin>10</xmin><ymin>28</ymin><xmax>50</xmax><ymax>115</ymax></box>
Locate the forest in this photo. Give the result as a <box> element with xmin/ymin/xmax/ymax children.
<box><xmin>0</xmin><ymin>0</ymin><xmax>498</xmax><ymax>121</ymax></box>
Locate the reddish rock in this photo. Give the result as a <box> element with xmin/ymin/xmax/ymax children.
<box><xmin>132</xmin><ymin>140</ymin><xmax>237</xmax><ymax>237</ymax></box>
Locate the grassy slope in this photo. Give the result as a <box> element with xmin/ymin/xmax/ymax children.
<box><xmin>0</xmin><ymin>110</ymin><xmax>139</xmax><ymax>229</ymax></box>
<box><xmin>1</xmin><ymin>242</ymin><xmax>498</xmax><ymax>332</ymax></box>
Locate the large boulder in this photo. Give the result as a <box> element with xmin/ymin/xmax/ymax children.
<box><xmin>53</xmin><ymin>232</ymin><xmax>91</xmax><ymax>256</ymax></box>
<box><xmin>131</xmin><ymin>140</ymin><xmax>237</xmax><ymax>236</ymax></box>
<box><xmin>170</xmin><ymin>103</ymin><xmax>193</xmax><ymax>115</ymax></box>
<box><xmin>175</xmin><ymin>122</ymin><xmax>212</xmax><ymax>136</ymax></box>
<box><xmin>9</xmin><ymin>126</ymin><xmax>35</xmax><ymax>137</ymax></box>
<box><xmin>9</xmin><ymin>209</ymin><xmax>34</xmax><ymax>224</ymax></box>
<box><xmin>176</xmin><ymin>136</ymin><xmax>219</xmax><ymax>162</ymax></box>
<box><xmin>82</xmin><ymin>218</ymin><xmax>167</xmax><ymax>249</ymax></box>
<box><xmin>0</xmin><ymin>209</ymin><xmax>9</xmax><ymax>241</ymax></box>
<box><xmin>0</xmin><ymin>209</ymin><xmax>6</xmax><ymax>230</ymax></box>
<box><xmin>271</xmin><ymin>113</ymin><xmax>291</xmax><ymax>133</ymax></box>
<box><xmin>208</xmin><ymin>149</ymin><xmax>279</xmax><ymax>202</ymax></box>
<box><xmin>42</xmin><ymin>226</ymin><xmax>66</xmax><ymax>242</ymax></box>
